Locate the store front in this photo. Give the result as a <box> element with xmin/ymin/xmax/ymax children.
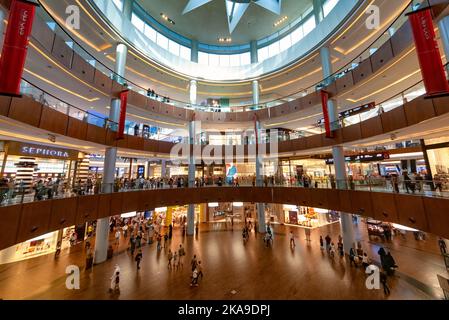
<box><xmin>283</xmin><ymin>205</ymin><xmax>340</xmax><ymax>228</ymax></box>
<box><xmin>423</xmin><ymin>137</ymin><xmax>449</xmax><ymax>191</ymax></box>
<box><xmin>0</xmin><ymin>141</ymin><xmax>84</xmax><ymax>192</ymax></box>
<box><xmin>0</xmin><ymin>222</ymin><xmax>91</xmax><ymax>265</ymax></box>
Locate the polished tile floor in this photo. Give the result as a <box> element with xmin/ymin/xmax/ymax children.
<box><xmin>0</xmin><ymin>221</ymin><xmax>447</xmax><ymax>300</ymax></box>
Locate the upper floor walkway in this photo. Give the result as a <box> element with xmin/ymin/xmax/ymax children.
<box><xmin>1</xmin><ymin>182</ymin><xmax>449</xmax><ymax>252</ymax></box>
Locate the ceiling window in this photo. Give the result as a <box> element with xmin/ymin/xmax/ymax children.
<box><xmin>209</xmin><ymin>54</ymin><xmax>220</xmax><ymax>66</ymax></box>
<box><xmin>240</xmin><ymin>52</ymin><xmax>251</xmax><ymax>65</ymax></box>
<box><xmin>112</xmin><ymin>0</ymin><xmax>123</xmax><ymax>11</ymax></box>
<box><xmin>156</xmin><ymin>33</ymin><xmax>169</xmax><ymax>50</ymax></box>
<box><xmin>258</xmin><ymin>46</ymin><xmax>269</xmax><ymax>62</ymax></box>
<box><xmin>268</xmin><ymin>41</ymin><xmax>280</xmax><ymax>57</ymax></box>
<box><xmin>131</xmin><ymin>13</ymin><xmax>144</xmax><ymax>32</ymax></box>
<box><xmin>290</xmin><ymin>25</ymin><xmax>304</xmax><ymax>45</ymax></box>
<box><xmin>279</xmin><ymin>34</ymin><xmax>292</xmax><ymax>52</ymax></box>
<box><xmin>219</xmin><ymin>54</ymin><xmax>230</xmax><ymax>67</ymax></box>
<box><xmin>168</xmin><ymin>40</ymin><xmax>180</xmax><ymax>56</ymax></box>
<box><xmin>229</xmin><ymin>54</ymin><xmax>240</xmax><ymax>67</ymax></box>
<box><xmin>144</xmin><ymin>24</ymin><xmax>157</xmax><ymax>42</ymax></box>
<box><xmin>180</xmin><ymin>46</ymin><xmax>191</xmax><ymax>60</ymax></box>
<box><xmin>302</xmin><ymin>16</ymin><xmax>316</xmax><ymax>36</ymax></box>
<box><xmin>323</xmin><ymin>0</ymin><xmax>339</xmax><ymax>18</ymax></box>
<box><xmin>198</xmin><ymin>52</ymin><xmax>209</xmax><ymax>65</ymax></box>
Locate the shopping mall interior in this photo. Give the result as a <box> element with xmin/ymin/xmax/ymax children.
<box><xmin>0</xmin><ymin>0</ymin><xmax>449</xmax><ymax>302</ymax></box>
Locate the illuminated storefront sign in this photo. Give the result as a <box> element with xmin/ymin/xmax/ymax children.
<box><xmin>5</xmin><ymin>141</ymin><xmax>81</xmax><ymax>160</ymax></box>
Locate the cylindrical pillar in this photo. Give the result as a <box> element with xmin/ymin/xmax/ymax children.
<box><xmin>191</xmin><ymin>40</ymin><xmax>199</xmax><ymax>63</ymax></box>
<box><xmin>161</xmin><ymin>159</ymin><xmax>167</xmax><ymax>178</ymax></box>
<box><xmin>187</xmin><ymin>120</ymin><xmax>196</xmax><ymax>236</ymax></box>
<box><xmin>190</xmin><ymin>79</ymin><xmax>197</xmax><ymax>106</ymax></box>
<box><xmin>252</xmin><ymin>80</ymin><xmax>259</xmax><ymax>108</ymax></box>
<box><xmin>313</xmin><ymin>0</ymin><xmax>323</xmax><ymax>25</ymax></box>
<box><xmin>257</xmin><ymin>203</ymin><xmax>266</xmax><ymax>233</ymax></box>
<box><xmin>114</xmin><ymin>43</ymin><xmax>128</xmax><ymax>84</ymax></box>
<box><xmin>340</xmin><ymin>213</ymin><xmax>356</xmax><ymax>255</ymax></box>
<box><xmin>250</xmin><ymin>40</ymin><xmax>258</xmax><ymax>64</ymax></box>
<box><xmin>95</xmin><ymin>43</ymin><xmax>127</xmax><ymax>264</ymax></box>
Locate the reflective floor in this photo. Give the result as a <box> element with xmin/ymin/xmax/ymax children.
<box><xmin>0</xmin><ymin>221</ymin><xmax>447</xmax><ymax>300</ymax></box>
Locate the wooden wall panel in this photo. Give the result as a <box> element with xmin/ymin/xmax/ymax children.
<box><xmin>350</xmin><ymin>191</ymin><xmax>373</xmax><ymax>217</ymax></box>
<box><xmin>31</xmin><ymin>18</ymin><xmax>55</xmax><ymax>51</ymax></box>
<box><xmin>391</xmin><ymin>21</ymin><xmax>413</xmax><ymax>56</ymax></box>
<box><xmin>51</xmin><ymin>36</ymin><xmax>73</xmax><ymax>68</ymax></box>
<box><xmin>110</xmin><ymin>193</ymin><xmax>124</xmax><ymax>216</ymax></box>
<box><xmin>93</xmin><ymin>70</ymin><xmax>112</xmax><ymax>94</ymax></box>
<box><xmin>371</xmin><ymin>40</ymin><xmax>394</xmax><ymax>73</ymax></box>
<box><xmin>310</xmin><ymin>189</ymin><xmax>329</xmax><ymax>208</ymax></box>
<box><xmin>370</xmin><ymin>192</ymin><xmax>398</xmax><ymax>222</ymax></box>
<box><xmin>105</xmin><ymin>129</ymin><xmax>118</xmax><ymax>147</ymax></box>
<box><xmin>322</xmin><ymin>82</ymin><xmax>337</xmax><ymax>96</ymax></box>
<box><xmin>85</xmin><ymin>124</ymin><xmax>106</xmax><ymax>145</ymax></box>
<box><xmin>8</xmin><ymin>96</ymin><xmax>42</xmax><ymax>127</ymax></box>
<box><xmin>322</xmin><ymin>129</ymin><xmax>342</xmax><ymax>147</ymax></box>
<box><xmin>17</xmin><ymin>201</ymin><xmax>52</xmax><ymax>243</ymax></box>
<box><xmin>431</xmin><ymin>95</ymin><xmax>449</xmax><ymax>116</ymax></box>
<box><xmin>301</xmin><ymin>91</ymin><xmax>321</xmax><ymax>109</ymax></box>
<box><xmin>394</xmin><ymin>195</ymin><xmax>429</xmax><ymax>232</ymax></box>
<box><xmin>0</xmin><ymin>95</ymin><xmax>12</xmax><ymax>116</ymax></box>
<box><xmin>404</xmin><ymin>97</ymin><xmax>436</xmax><ymax>126</ymax></box>
<box><xmin>39</xmin><ymin>106</ymin><xmax>69</xmax><ymax>135</ymax></box>
<box><xmin>76</xmin><ymin>195</ymin><xmax>99</xmax><ymax>225</ymax></box>
<box><xmin>423</xmin><ymin>197</ymin><xmax>449</xmax><ymax>239</ymax></box>
<box><xmin>338</xmin><ymin>190</ymin><xmax>353</xmax><ymax>213</ymax></box>
<box><xmin>159</xmin><ymin>104</ymin><xmax>174</xmax><ymax>117</ymax></box>
<box><xmin>127</xmin><ymin>91</ymin><xmax>147</xmax><ymax>108</ymax></box>
<box><xmin>116</xmin><ymin>135</ymin><xmax>129</xmax><ymax>149</ymax></box>
<box><xmin>67</xmin><ymin>117</ymin><xmax>88</xmax><ymax>140</ymax></box>
<box><xmin>335</xmin><ymin>72</ymin><xmax>354</xmax><ymax>94</ymax></box>
<box><xmin>352</xmin><ymin>59</ymin><xmax>373</xmax><ymax>85</ymax></box>
<box><xmin>97</xmin><ymin>194</ymin><xmax>111</xmax><ymax>219</ymax></box>
<box><xmin>305</xmin><ymin>134</ymin><xmax>322</xmax><ymax>149</ymax></box>
<box><xmin>342</xmin><ymin>123</ymin><xmax>362</xmax><ymax>143</ymax></box>
<box><xmin>0</xmin><ymin>205</ymin><xmax>22</xmax><ymax>250</ymax></box>
<box><xmin>49</xmin><ymin>198</ymin><xmax>77</xmax><ymax>231</ymax></box>
<box><xmin>380</xmin><ymin>106</ymin><xmax>407</xmax><ymax>133</ymax></box>
<box><xmin>72</xmin><ymin>53</ymin><xmax>95</xmax><ymax>83</ymax></box>
<box><xmin>122</xmin><ymin>191</ymin><xmax>141</xmax><ymax>213</ymax></box>
<box><xmin>213</xmin><ymin>112</ymin><xmax>226</xmax><ymax>122</ymax></box>
<box><xmin>144</xmin><ymin>139</ymin><xmax>159</xmax><ymax>153</ymax></box>
<box><xmin>147</xmin><ymin>99</ymin><xmax>160</xmax><ymax>113</ymax></box>
<box><xmin>255</xmin><ymin>108</ymin><xmax>269</xmax><ymax>121</ymax></box>
<box><xmin>127</xmin><ymin>135</ymin><xmax>144</xmax><ymax>151</ymax></box>
<box><xmin>158</xmin><ymin>141</ymin><xmax>175</xmax><ymax>154</ymax></box>
<box><xmin>291</xmin><ymin>138</ymin><xmax>306</xmax><ymax>151</ymax></box>
<box><xmin>361</xmin><ymin>116</ymin><xmax>383</xmax><ymax>139</ymax></box>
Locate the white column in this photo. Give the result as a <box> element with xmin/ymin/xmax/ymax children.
<box><xmin>255</xmin><ymin>119</ymin><xmax>266</xmax><ymax>233</ymax></box>
<box><xmin>190</xmin><ymin>79</ymin><xmax>197</xmax><ymax>106</ymax></box>
<box><xmin>252</xmin><ymin>80</ymin><xmax>259</xmax><ymax>108</ymax></box>
<box><xmin>94</xmin><ymin>43</ymin><xmax>127</xmax><ymax>264</ymax></box>
<box><xmin>187</xmin><ymin>121</ymin><xmax>196</xmax><ymax>236</ymax></box>
<box><xmin>313</xmin><ymin>0</ymin><xmax>323</xmax><ymax>25</ymax></box>
<box><xmin>321</xmin><ymin>45</ymin><xmax>355</xmax><ymax>253</ymax></box>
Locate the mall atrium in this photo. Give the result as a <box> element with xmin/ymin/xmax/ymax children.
<box><xmin>0</xmin><ymin>0</ymin><xmax>449</xmax><ymax>301</ymax></box>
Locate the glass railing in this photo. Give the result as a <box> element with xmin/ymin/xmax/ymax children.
<box><xmin>1</xmin><ymin>174</ymin><xmax>448</xmax><ymax>208</ymax></box>
<box><xmin>35</xmin><ymin>0</ymin><xmax>421</xmax><ymax>112</ymax></box>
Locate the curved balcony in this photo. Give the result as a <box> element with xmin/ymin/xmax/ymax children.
<box><xmin>1</xmin><ymin>184</ymin><xmax>449</xmax><ymax>252</ymax></box>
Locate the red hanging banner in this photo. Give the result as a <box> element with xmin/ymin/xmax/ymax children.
<box><xmin>116</xmin><ymin>90</ymin><xmax>129</xmax><ymax>140</ymax></box>
<box><xmin>407</xmin><ymin>8</ymin><xmax>449</xmax><ymax>98</ymax></box>
<box><xmin>0</xmin><ymin>0</ymin><xmax>37</xmax><ymax>97</ymax></box>
<box><xmin>320</xmin><ymin>90</ymin><xmax>334</xmax><ymax>139</ymax></box>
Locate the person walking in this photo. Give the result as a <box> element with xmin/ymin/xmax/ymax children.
<box><xmin>191</xmin><ymin>254</ymin><xmax>198</xmax><ymax>272</ymax></box>
<box><xmin>109</xmin><ymin>265</ymin><xmax>120</xmax><ymax>293</ymax></box>
<box><xmin>178</xmin><ymin>244</ymin><xmax>185</xmax><ymax>269</ymax></box>
<box><xmin>349</xmin><ymin>247</ymin><xmax>356</xmax><ymax>266</ymax></box>
<box><xmin>338</xmin><ymin>241</ymin><xmax>344</xmax><ymax>257</ymax></box>
<box><xmin>289</xmin><ymin>231</ymin><xmax>295</xmax><ymax>248</ymax></box>
<box><xmin>157</xmin><ymin>233</ymin><xmax>162</xmax><ymax>251</ymax></box>
<box><xmin>173</xmin><ymin>251</ymin><xmax>178</xmax><ymax>271</ymax></box>
<box><xmin>168</xmin><ymin>249</ymin><xmax>173</xmax><ymax>270</ymax></box>
<box><xmin>329</xmin><ymin>242</ymin><xmax>336</xmax><ymax>258</ymax></box>
<box><xmin>135</xmin><ymin>248</ymin><xmax>143</xmax><ymax>270</ymax></box>
<box><xmin>325</xmin><ymin>235</ymin><xmax>331</xmax><ymax>252</ymax></box>
<box><xmin>190</xmin><ymin>268</ymin><xmax>199</xmax><ymax>287</ymax></box>
<box><xmin>362</xmin><ymin>253</ymin><xmax>371</xmax><ymax>270</ymax></box>
<box><xmin>197</xmin><ymin>261</ymin><xmax>204</xmax><ymax>281</ymax></box>
<box><xmin>319</xmin><ymin>235</ymin><xmax>324</xmax><ymax>251</ymax></box>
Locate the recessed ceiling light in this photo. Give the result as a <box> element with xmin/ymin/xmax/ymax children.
<box><xmin>160</xmin><ymin>13</ymin><xmax>175</xmax><ymax>25</ymax></box>
<box><xmin>274</xmin><ymin>16</ymin><xmax>288</xmax><ymax>27</ymax></box>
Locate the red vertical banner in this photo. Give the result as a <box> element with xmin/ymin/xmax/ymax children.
<box><xmin>116</xmin><ymin>90</ymin><xmax>129</xmax><ymax>140</ymax></box>
<box><xmin>0</xmin><ymin>0</ymin><xmax>37</xmax><ymax>97</ymax></box>
<box><xmin>320</xmin><ymin>90</ymin><xmax>334</xmax><ymax>138</ymax></box>
<box><xmin>408</xmin><ymin>8</ymin><xmax>449</xmax><ymax>97</ymax></box>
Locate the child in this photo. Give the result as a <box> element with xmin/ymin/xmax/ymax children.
<box><xmin>319</xmin><ymin>236</ymin><xmax>324</xmax><ymax>251</ymax></box>
<box><xmin>110</xmin><ymin>271</ymin><xmax>120</xmax><ymax>293</ymax></box>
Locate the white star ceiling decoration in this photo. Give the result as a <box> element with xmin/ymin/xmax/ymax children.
<box><xmin>183</xmin><ymin>0</ymin><xmax>282</xmax><ymax>34</ymax></box>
